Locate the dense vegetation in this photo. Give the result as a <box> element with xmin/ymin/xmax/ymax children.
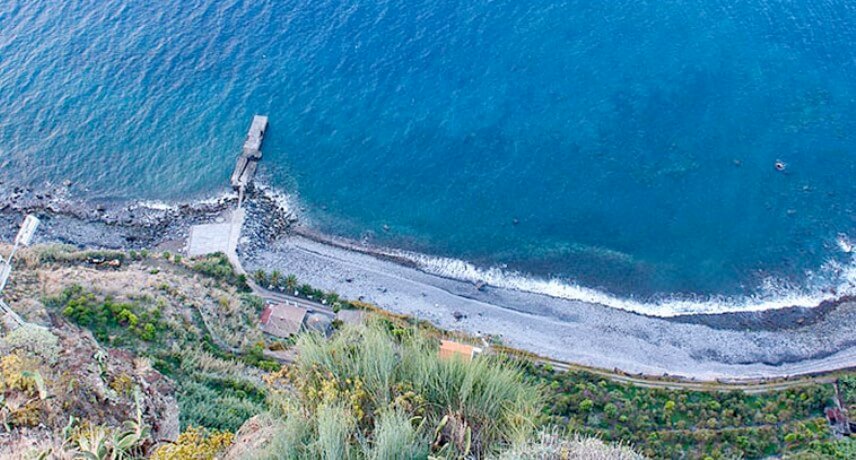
<box><xmin>235</xmin><ymin>319</ymin><xmax>641</xmax><ymax>459</ymax></box>
<box><xmin>40</xmin><ymin>251</ymin><xmax>276</xmax><ymax>433</ymax></box>
<box><xmin>189</xmin><ymin>252</ymin><xmax>250</xmax><ymax>292</ymax></box>
<box><xmin>525</xmin><ymin>363</ymin><xmax>854</xmax><ymax>459</ymax></box>
<box><xmin>52</xmin><ymin>284</ymin><xmax>165</xmax><ymax>343</ymax></box>
<box><xmin>841</xmin><ymin>375</ymin><xmax>856</xmax><ymax>414</ymax></box>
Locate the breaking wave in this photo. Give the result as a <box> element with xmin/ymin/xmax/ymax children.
<box><xmin>348</xmin><ymin>237</ymin><xmax>856</xmax><ymax>318</ymax></box>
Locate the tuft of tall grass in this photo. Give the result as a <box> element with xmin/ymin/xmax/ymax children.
<box><xmin>315</xmin><ymin>402</ymin><xmax>354</xmax><ymax>460</ymax></box>
<box><xmin>494</xmin><ymin>429</ymin><xmax>645</xmax><ymax>460</ymax></box>
<box><xmin>177</xmin><ymin>346</ymin><xmax>264</xmax><ymax>384</ymax></box>
<box><xmin>396</xmin><ymin>332</ymin><xmax>543</xmax><ymax>449</ymax></box>
<box><xmin>256</xmin><ymin>409</ymin><xmax>313</xmax><ymax>460</ymax></box>
<box><xmin>290</xmin><ymin>319</ymin><xmax>542</xmax><ymax>457</ymax></box>
<box><xmin>365</xmin><ymin>408</ymin><xmax>428</xmax><ymax>460</ymax></box>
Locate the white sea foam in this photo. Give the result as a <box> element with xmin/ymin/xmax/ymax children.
<box><xmin>136</xmin><ymin>191</ymin><xmax>235</xmax><ymax>212</ymax></box>
<box><xmin>137</xmin><ymin>200</ymin><xmax>177</xmax><ymax>211</ymax></box>
<box><xmin>357</xmin><ymin>240</ymin><xmax>856</xmax><ymax>318</ymax></box>
<box><xmin>838</xmin><ymin>234</ymin><xmax>853</xmax><ymax>254</ymax></box>
<box><xmin>253</xmin><ymin>182</ymin><xmax>297</xmax><ymax>217</ymax></box>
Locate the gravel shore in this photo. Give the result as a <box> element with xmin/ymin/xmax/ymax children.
<box><xmin>243</xmin><ymin>234</ymin><xmax>856</xmax><ymax>380</ymax></box>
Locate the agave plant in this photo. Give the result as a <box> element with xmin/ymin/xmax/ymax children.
<box><xmin>432</xmin><ymin>412</ymin><xmax>473</xmax><ymax>456</ymax></box>
<box><xmin>69</xmin><ymin>388</ymin><xmax>150</xmax><ymax>460</ymax></box>
<box><xmin>21</xmin><ymin>370</ymin><xmax>48</xmax><ymax>400</ymax></box>
<box><xmin>74</xmin><ymin>426</ymin><xmax>112</xmax><ymax>460</ymax></box>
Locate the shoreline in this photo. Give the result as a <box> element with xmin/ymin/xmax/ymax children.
<box><xmin>242</xmin><ymin>234</ymin><xmax>856</xmax><ymax>380</ymax></box>
<box><xmin>2</xmin><ymin>187</ymin><xmax>855</xmax><ymax>380</ymax></box>
<box><xmin>288</xmin><ymin>224</ymin><xmax>852</xmax><ymax>332</ymax></box>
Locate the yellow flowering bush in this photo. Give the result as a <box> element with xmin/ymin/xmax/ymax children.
<box><xmin>151</xmin><ymin>427</ymin><xmax>234</xmax><ymax>460</ymax></box>
<box><xmin>109</xmin><ymin>372</ymin><xmax>135</xmax><ymax>396</ymax></box>
<box><xmin>292</xmin><ymin>366</ymin><xmax>369</xmax><ymax>422</ymax></box>
<box><xmin>1</xmin><ymin>354</ymin><xmax>37</xmax><ymax>393</ymax></box>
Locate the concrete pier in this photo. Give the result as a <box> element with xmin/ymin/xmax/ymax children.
<box><xmin>187</xmin><ymin>115</ymin><xmax>269</xmax><ymax>270</ymax></box>
<box><xmin>231</xmin><ymin>115</ymin><xmax>269</xmax><ymax>189</ymax></box>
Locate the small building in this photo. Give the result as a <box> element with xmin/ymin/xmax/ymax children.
<box><xmin>438</xmin><ymin>340</ymin><xmax>483</xmax><ymax>362</ymax></box>
<box><xmin>260</xmin><ymin>303</ymin><xmax>308</xmax><ymax>338</ymax></box>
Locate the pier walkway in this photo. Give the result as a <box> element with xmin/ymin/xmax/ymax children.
<box><xmin>230</xmin><ymin>115</ymin><xmax>269</xmax><ymax>191</ymax></box>
<box><xmin>187</xmin><ymin>115</ymin><xmax>267</xmax><ymax>271</ymax></box>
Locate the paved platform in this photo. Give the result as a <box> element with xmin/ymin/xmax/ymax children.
<box><xmin>186</xmin><ymin>208</ymin><xmax>245</xmax><ymax>272</ymax></box>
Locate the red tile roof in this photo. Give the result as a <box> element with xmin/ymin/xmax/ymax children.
<box><xmin>260</xmin><ymin>303</ymin><xmax>308</xmax><ymax>338</ymax></box>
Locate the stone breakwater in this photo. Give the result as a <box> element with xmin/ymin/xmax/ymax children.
<box><xmin>0</xmin><ymin>180</ymin><xmax>295</xmax><ymax>251</ymax></box>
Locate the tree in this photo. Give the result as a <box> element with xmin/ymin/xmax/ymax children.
<box><xmin>253</xmin><ymin>270</ymin><xmax>268</xmax><ymax>286</ymax></box>
<box><xmin>269</xmin><ymin>271</ymin><xmax>282</xmax><ymax>289</ymax></box>
<box><xmin>285</xmin><ymin>274</ymin><xmax>298</xmax><ymax>293</ymax></box>
<box><xmin>325</xmin><ymin>292</ymin><xmax>340</xmax><ymax>307</ymax></box>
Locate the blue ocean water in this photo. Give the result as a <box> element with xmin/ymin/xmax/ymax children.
<box><xmin>1</xmin><ymin>1</ymin><xmax>855</xmax><ymax>309</ymax></box>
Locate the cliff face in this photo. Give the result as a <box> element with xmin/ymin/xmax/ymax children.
<box><xmin>0</xmin><ymin>246</ymin><xmax>197</xmax><ymax>458</ymax></box>
<box><xmin>0</xmin><ymin>320</ymin><xmax>179</xmax><ymax>458</ymax></box>
<box><xmin>0</xmin><ymin>245</ymin><xmax>269</xmax><ymax>458</ymax></box>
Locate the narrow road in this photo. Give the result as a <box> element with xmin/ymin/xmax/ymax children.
<box><xmin>248</xmin><ymin>280</ymin><xmax>336</xmax><ymax>316</ymax></box>
<box><xmin>525</xmin><ymin>353</ymin><xmax>849</xmax><ymax>394</ymax></box>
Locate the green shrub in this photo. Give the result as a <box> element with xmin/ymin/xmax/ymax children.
<box><xmin>175</xmin><ymin>379</ymin><xmax>265</xmax><ymax>432</ymax></box>
<box><xmin>191</xmin><ymin>253</ymin><xmax>250</xmax><ymax>291</ymax></box>
<box><xmin>241</xmin><ymin>343</ymin><xmax>281</xmax><ymax>372</ymax></box>
<box><xmin>50</xmin><ymin>285</ymin><xmax>164</xmax><ymax>344</ymax></box>
<box><xmin>840</xmin><ymin>375</ymin><xmax>856</xmax><ymax>410</ymax></box>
